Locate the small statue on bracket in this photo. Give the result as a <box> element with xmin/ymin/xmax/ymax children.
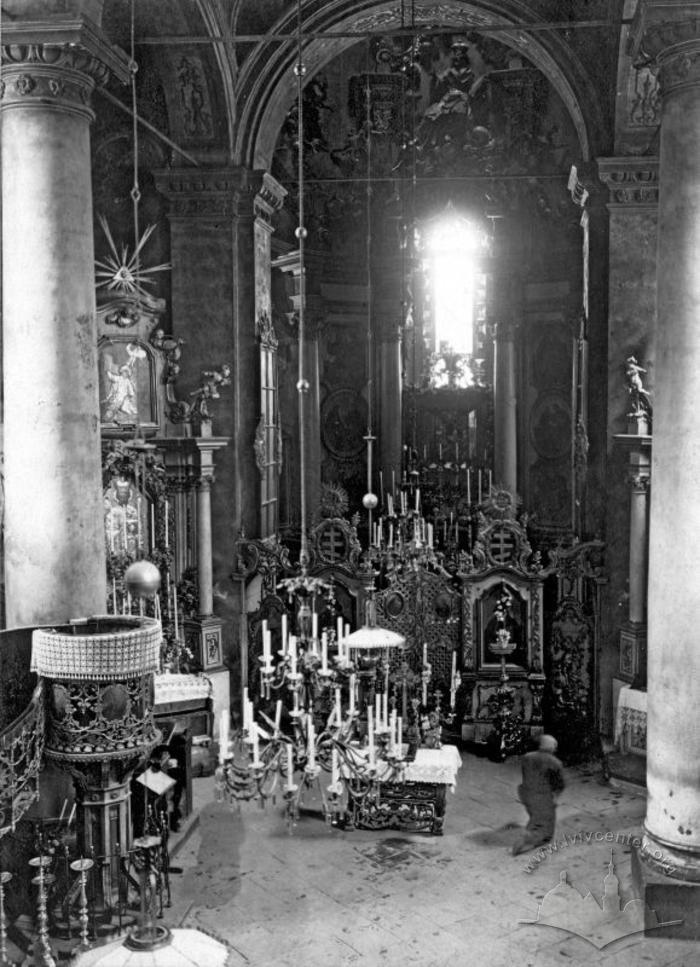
<box><xmin>625</xmin><ymin>356</ymin><xmax>652</xmax><ymax>420</ymax></box>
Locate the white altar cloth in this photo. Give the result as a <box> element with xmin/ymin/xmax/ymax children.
<box><xmin>341</xmin><ymin>744</ymin><xmax>463</xmax><ymax>792</ymax></box>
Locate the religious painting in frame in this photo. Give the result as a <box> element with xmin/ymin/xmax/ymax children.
<box><xmin>98</xmin><ymin>337</ymin><xmax>158</xmax><ymax>430</ymax></box>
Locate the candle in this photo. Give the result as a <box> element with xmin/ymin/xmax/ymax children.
<box><xmin>336</xmin><ymin>617</ymin><xmax>343</xmax><ymax>646</ymax></box>
<box><xmin>243</xmin><ymin>688</ymin><xmax>250</xmax><ymax>732</ymax></box>
<box><xmin>263</xmin><ymin>629</ymin><xmax>271</xmax><ymax>662</ymax></box>
<box><xmin>455</xmin><ymin>442</ymin><xmax>459</xmax><ymax>462</ymax></box>
<box><xmin>307</xmin><ymin>719</ymin><xmax>315</xmax><ymax>768</ymax></box>
<box><xmin>452</xmin><ymin>651</ymin><xmax>457</xmax><ymax>679</ymax></box>
<box><xmin>379</xmin><ymin>471</ymin><xmax>384</xmax><ymax>506</ymax></box>
<box><xmin>392</xmin><ymin>470</ymin><xmax>396</xmax><ymax>494</ymax></box>
<box><xmin>422</xmin><ymin>678</ymin><xmax>428</xmax><ymax>707</ymax></box>
<box><xmin>173</xmin><ymin>585</ymin><xmax>179</xmax><ymax>640</ymax></box>
<box><xmin>415</xmin><ymin>488</ymin><xmax>420</xmax><ymax>512</ymax></box>
<box><xmin>398</xmin><ymin>716</ymin><xmax>403</xmax><ymax>751</ymax></box>
<box><xmin>390</xmin><ymin>709</ymin><xmax>397</xmax><ymax>754</ymax></box>
<box><xmin>375</xmin><ymin>693</ymin><xmax>381</xmax><ymax>729</ymax></box>
<box><xmin>289</xmin><ymin>636</ymin><xmax>297</xmax><ymax>676</ymax></box>
<box><xmin>68</xmin><ymin>802</ymin><xmax>76</xmax><ymax>827</ymax></box>
<box><xmin>275</xmin><ymin>699</ymin><xmax>282</xmax><ymax>732</ymax></box>
<box><xmin>122</xmin><ymin>511</ymin><xmax>128</xmax><ymax>554</ymax></box>
<box><xmin>281</xmin><ymin>613</ymin><xmax>288</xmax><ymax>653</ymax></box>
<box><xmin>439</xmin><ymin>443</ymin><xmax>442</xmax><ymax>459</ymax></box>
<box><xmin>112</xmin><ymin>577</ymin><xmax>117</xmax><ymax>614</ymax></box>
<box><xmin>332</xmin><ymin>747</ymin><xmax>339</xmax><ymax>786</ymax></box>
<box><xmin>164</xmin><ymin>499</ymin><xmax>169</xmax><ymax>547</ymax></box>
<box><xmin>367</xmin><ymin>707</ymin><xmax>375</xmax><ymax>768</ymax></box>
<box><xmin>389</xmin><ymin>523</ymin><xmax>393</xmax><ymax>548</ymax></box>
<box><xmin>58</xmin><ymin>799</ymin><xmax>67</xmax><ymax>822</ymax></box>
<box><xmin>383</xmin><ymin>669</ymin><xmax>389</xmax><ymax>727</ymax></box>
<box><xmin>388</xmin><ymin>494</ymin><xmax>394</xmax><ymax>517</ymax></box>
<box><xmin>478</xmin><ymin>471</ymin><xmax>482</xmax><ymax>503</ymax></box>
<box><xmin>286</xmin><ymin>743</ymin><xmax>294</xmax><ymax>789</ymax></box>
<box><xmin>322</xmin><ymin>633</ymin><xmax>328</xmax><ymax>673</ymax></box>
<box><xmin>137</xmin><ymin>495</ymin><xmax>142</xmax><ymax>550</ymax></box>
<box><xmin>218</xmin><ymin>709</ymin><xmax>230</xmax><ymax>764</ymax></box>
<box><xmin>312</xmin><ymin>612</ymin><xmax>318</xmax><ymax>642</ymax></box>
<box><xmin>423</xmin><ymin>642</ymin><xmax>428</xmax><ymax>667</ymax></box>
<box><xmin>349</xmin><ymin>674</ymin><xmax>356</xmax><ymax>715</ymax></box>
<box><xmin>150</xmin><ymin>504</ymin><xmax>155</xmax><ymax>551</ymax></box>
<box><xmin>488</xmin><ymin>470</ymin><xmax>493</xmax><ymax>493</ymax></box>
<box><xmin>467</xmin><ymin>468</ymin><xmax>471</xmax><ymax>504</ymax></box>
<box><xmin>335</xmin><ymin>687</ymin><xmax>342</xmax><ymax>724</ymax></box>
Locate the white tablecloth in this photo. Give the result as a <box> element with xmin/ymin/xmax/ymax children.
<box><xmin>341</xmin><ymin>744</ymin><xmax>463</xmax><ymax>792</ymax></box>
<box><xmin>614</xmin><ymin>686</ymin><xmax>647</xmax><ymax>753</ymax></box>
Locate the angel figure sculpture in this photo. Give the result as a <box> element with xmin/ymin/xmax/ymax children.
<box><xmin>189</xmin><ymin>364</ymin><xmax>232</xmax><ymax>421</ymax></box>
<box><xmin>625</xmin><ymin>356</ymin><xmax>653</xmax><ymax>418</ymax></box>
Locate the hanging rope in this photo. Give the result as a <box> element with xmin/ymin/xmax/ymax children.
<box><xmin>363</xmin><ymin>43</ymin><xmax>377</xmax><ymax>542</ymax></box>
<box><xmin>295</xmin><ymin>0</ymin><xmax>309</xmax><ymax>571</ymax></box>
<box><xmin>129</xmin><ymin>0</ymin><xmax>142</xmax><ymax>309</ymax></box>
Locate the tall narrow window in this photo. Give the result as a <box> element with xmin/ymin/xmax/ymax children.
<box><xmin>422</xmin><ymin>211</ymin><xmax>487</xmax><ymax>388</ymax></box>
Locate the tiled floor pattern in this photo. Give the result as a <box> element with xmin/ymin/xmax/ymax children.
<box><xmin>163</xmin><ymin>755</ymin><xmax>699</xmax><ymax>966</ymax></box>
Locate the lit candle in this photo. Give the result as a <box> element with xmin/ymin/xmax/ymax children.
<box><xmin>286</xmin><ymin>743</ymin><xmax>294</xmax><ymax>789</ymax></box>
<box><xmin>218</xmin><ymin>709</ymin><xmax>230</xmax><ymax>764</ymax></box>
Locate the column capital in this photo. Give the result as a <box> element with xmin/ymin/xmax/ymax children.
<box><xmin>153</xmin><ymin>166</ymin><xmax>283</xmax><ymax>222</ymax></box>
<box><xmin>1</xmin><ymin>16</ymin><xmax>129</xmax><ymax>119</ymax></box>
<box><xmin>629</xmin><ymin>2</ymin><xmax>700</xmax><ymax>95</ymax></box>
<box><xmin>597</xmin><ymin>157</ymin><xmax>659</xmax><ymax>210</ymax></box>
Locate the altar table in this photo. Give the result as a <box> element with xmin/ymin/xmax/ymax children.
<box><xmin>343</xmin><ymin>744</ymin><xmax>462</xmax><ymax>835</ymax></box>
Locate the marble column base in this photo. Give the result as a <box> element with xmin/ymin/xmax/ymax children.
<box><xmin>632</xmin><ymin>845</ymin><xmax>700</xmax><ymax>939</ymax></box>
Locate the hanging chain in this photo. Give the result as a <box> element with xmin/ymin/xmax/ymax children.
<box><xmin>129</xmin><ymin>0</ymin><xmax>142</xmax><ymax>308</ymax></box>
<box><xmin>295</xmin><ymin>0</ymin><xmax>309</xmax><ymax>570</ymax></box>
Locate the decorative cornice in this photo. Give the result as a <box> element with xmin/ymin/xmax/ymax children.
<box><xmin>154</xmin><ymin>166</ymin><xmax>285</xmax><ymax>223</ymax></box>
<box><xmin>597</xmin><ymin>157</ymin><xmax>659</xmax><ymax>209</ymax></box>
<box><xmin>1</xmin><ymin>18</ymin><xmax>129</xmax><ymax>119</ymax></box>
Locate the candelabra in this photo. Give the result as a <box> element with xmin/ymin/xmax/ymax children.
<box><xmin>29</xmin><ymin>855</ymin><xmax>56</xmax><ymax>967</ymax></box>
<box><xmin>69</xmin><ymin>859</ymin><xmax>94</xmax><ymax>953</ymax></box>
<box><xmin>216</xmin><ymin>567</ymin><xmax>409</xmax><ymax>827</ymax></box>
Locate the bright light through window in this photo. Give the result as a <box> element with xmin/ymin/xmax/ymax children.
<box><xmin>425</xmin><ymin>217</ymin><xmax>480</xmax><ymax>355</ymax></box>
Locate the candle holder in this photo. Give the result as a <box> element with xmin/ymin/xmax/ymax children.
<box><xmin>69</xmin><ymin>858</ymin><xmax>94</xmax><ymax>952</ymax></box>
<box><xmin>29</xmin><ymin>855</ymin><xmax>56</xmax><ymax>967</ymax></box>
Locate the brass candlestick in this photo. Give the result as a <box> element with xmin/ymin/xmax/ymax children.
<box><xmin>69</xmin><ymin>858</ymin><xmax>94</xmax><ymax>951</ymax></box>
<box><xmin>29</xmin><ymin>855</ymin><xmax>56</xmax><ymax>967</ymax></box>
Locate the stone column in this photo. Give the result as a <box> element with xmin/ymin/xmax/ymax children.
<box><xmin>493</xmin><ymin>322</ymin><xmax>518</xmax><ymax>495</ymax></box>
<box><xmin>1</xmin><ymin>22</ymin><xmax>128</xmax><ymax>627</ymax></box>
<box><xmin>629</xmin><ymin>4</ymin><xmax>700</xmax><ymax>897</ymax></box>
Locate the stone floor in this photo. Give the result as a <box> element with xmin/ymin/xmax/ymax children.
<box><xmin>161</xmin><ymin>752</ymin><xmax>698</xmax><ymax>967</ymax></box>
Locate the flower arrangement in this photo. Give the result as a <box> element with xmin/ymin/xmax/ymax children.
<box><xmin>490</xmin><ymin>586</ymin><xmax>515</xmax><ymax>656</ymax></box>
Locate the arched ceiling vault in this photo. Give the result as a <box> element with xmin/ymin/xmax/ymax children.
<box><xmin>230</xmin><ymin>0</ymin><xmax>617</xmax><ymax>170</ymax></box>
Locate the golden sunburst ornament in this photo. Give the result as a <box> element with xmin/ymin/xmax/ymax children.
<box><xmin>95</xmin><ymin>214</ymin><xmax>171</xmax><ymax>301</ymax></box>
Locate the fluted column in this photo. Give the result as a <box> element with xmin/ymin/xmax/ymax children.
<box><xmin>1</xmin><ymin>21</ymin><xmax>128</xmax><ymax>626</ymax></box>
<box><xmin>630</xmin><ymin>4</ymin><xmax>700</xmax><ymax>889</ymax></box>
